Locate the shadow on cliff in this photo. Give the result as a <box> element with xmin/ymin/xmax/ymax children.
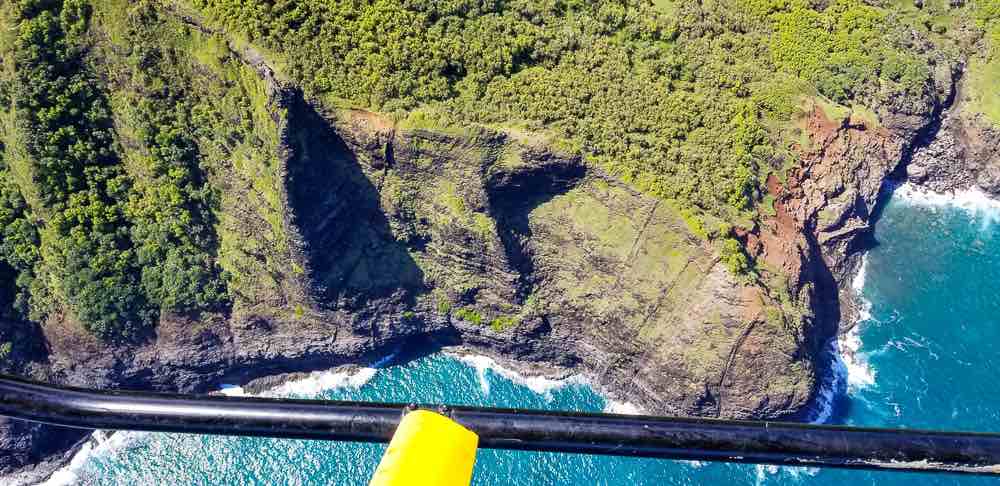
<box><xmin>485</xmin><ymin>152</ymin><xmax>586</xmax><ymax>298</ymax></box>
<box><xmin>0</xmin><ymin>262</ymin><xmax>51</xmax><ymax>373</ymax></box>
<box><xmin>794</xmin><ymin>223</ymin><xmax>848</xmax><ymax>423</ymax></box>
<box><xmin>284</xmin><ymin>94</ymin><xmax>425</xmax><ymax>310</ymax></box>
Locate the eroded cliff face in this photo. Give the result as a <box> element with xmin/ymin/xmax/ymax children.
<box><xmin>0</xmin><ymin>87</ymin><xmax>817</xmax><ymax>484</ymax></box>
<box><xmin>745</xmin><ymin>59</ymin><xmax>960</xmax><ymax>427</ymax></box>
<box><xmin>0</xmin><ymin>5</ymin><xmax>969</xmax><ymax>485</ymax></box>
<box><xmin>288</xmin><ymin>99</ymin><xmax>814</xmax><ymax>420</ymax></box>
<box><xmin>758</xmin><ymin>65</ymin><xmax>957</xmax><ymax>276</ymax></box>
<box><xmin>0</xmin><ymin>35</ymin><xmax>816</xmax><ymax>483</ymax></box>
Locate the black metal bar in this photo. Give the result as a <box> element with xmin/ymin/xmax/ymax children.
<box><xmin>1</xmin><ymin>374</ymin><xmax>999</xmax><ymax>475</ymax></box>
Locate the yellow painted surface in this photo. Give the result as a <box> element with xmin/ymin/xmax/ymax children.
<box><xmin>369</xmin><ymin>410</ymin><xmax>479</xmax><ymax>486</ymax></box>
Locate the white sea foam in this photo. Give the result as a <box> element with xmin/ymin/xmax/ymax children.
<box><xmin>841</xmin><ymin>323</ymin><xmax>875</xmax><ymax>391</ymax></box>
<box><xmin>753</xmin><ymin>463</ymin><xmax>820</xmax><ymax>485</ymax></box>
<box><xmin>805</xmin><ymin>181</ymin><xmax>995</xmax><ymax>423</ymax></box>
<box><xmin>805</xmin><ymin>254</ymin><xmax>873</xmax><ymax>416</ymax></box>
<box><xmin>851</xmin><ymin>254</ymin><xmax>868</xmax><ymax>294</ymax></box>
<box><xmin>461</xmin><ymin>354</ymin><xmax>494</xmax><ymax>395</ymax></box>
<box><xmin>895</xmin><ymin>182</ymin><xmax>1000</xmax><ymax>232</ymax></box>
<box><xmin>263</xmin><ymin>367</ymin><xmax>378</xmax><ymax>398</ymax></box>
<box><xmin>37</xmin><ymin>360</ymin><xmax>386</xmax><ymax>485</ymax></box>
<box><xmin>43</xmin><ymin>352</ymin><xmax>643</xmax><ymax>484</ymax></box>
<box><xmin>894</xmin><ymin>182</ymin><xmax>1000</xmax><ymax>212</ymax></box>
<box><xmin>453</xmin><ymin>354</ymin><xmax>590</xmax><ymax>399</ymax></box>
<box><xmin>807</xmin><ymin>336</ymin><xmax>845</xmax><ymax>424</ymax></box>
<box><xmin>802</xmin><ymin>255</ymin><xmax>874</xmax><ymax>423</ymax></box>
<box><xmin>603</xmin><ymin>400</ymin><xmax>642</xmax><ymax>415</ymax></box>
<box><xmin>257</xmin><ymin>353</ymin><xmax>395</xmax><ymax>398</ymax></box>
<box><xmin>218</xmin><ymin>384</ymin><xmax>247</xmax><ymax>397</ymax></box>
<box><xmin>244</xmin><ymin>352</ymin><xmax>396</xmax><ymax>399</ymax></box>
<box><xmin>844</xmin><ymin>253</ymin><xmax>877</xmax><ymax>392</ymax></box>
<box><xmin>452</xmin><ymin>353</ymin><xmax>647</xmax><ymax>414</ymax></box>
<box><xmin>38</xmin><ymin>431</ymin><xmax>145</xmax><ymax>486</ymax></box>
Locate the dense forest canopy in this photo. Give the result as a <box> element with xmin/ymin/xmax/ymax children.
<box><xmin>0</xmin><ymin>0</ymin><xmax>997</xmax><ymax>340</ymax></box>
<box><xmin>0</xmin><ymin>0</ymin><xmax>239</xmax><ymax>339</ymax></box>
<box><xmin>192</xmin><ymin>0</ymin><xmax>940</xmax><ymax>214</ymax></box>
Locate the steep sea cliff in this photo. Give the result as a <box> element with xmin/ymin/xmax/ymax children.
<box><xmin>37</xmin><ymin>166</ymin><xmax>1000</xmax><ymax>485</ymax></box>
<box><xmin>4</xmin><ymin>87</ymin><xmax>970</xmax><ymax>485</ymax></box>
<box><xmin>5</xmin><ymin>1</ymin><xmax>1000</xmax><ymax>483</ymax></box>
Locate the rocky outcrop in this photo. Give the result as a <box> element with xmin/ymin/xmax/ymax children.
<box><xmin>332</xmin><ymin>109</ymin><xmax>812</xmax><ymax>419</ymax></box>
<box><xmin>0</xmin><ymin>79</ymin><xmax>816</xmax><ymax>485</ymax></box>
<box><xmin>0</xmin><ymin>112</ymin><xmax>804</xmax><ymax>486</ymax></box>
<box><xmin>746</xmin><ymin>60</ymin><xmax>960</xmax><ymax>423</ymax></box>
<box><xmin>0</xmin><ymin>6</ymin><xmax>972</xmax><ymax>486</ymax></box>
<box><xmin>0</xmin><ymin>419</ymin><xmax>83</xmax><ymax>486</ymax></box>
<box><xmin>907</xmin><ymin>106</ymin><xmax>1000</xmax><ymax>196</ymax></box>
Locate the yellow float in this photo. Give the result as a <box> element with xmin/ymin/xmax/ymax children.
<box><xmin>369</xmin><ymin>410</ymin><xmax>479</xmax><ymax>486</ymax></box>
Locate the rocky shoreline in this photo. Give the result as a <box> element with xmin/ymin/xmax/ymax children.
<box><xmin>907</xmin><ymin>109</ymin><xmax>1000</xmax><ymax>198</ymax></box>
<box><xmin>0</xmin><ymin>166</ymin><xmax>987</xmax><ymax>486</ymax></box>
<box><xmin>808</xmin><ymin>58</ymin><xmax>1000</xmax><ymax>426</ymax></box>
<box><xmin>2</xmin><ymin>338</ymin><xmax>636</xmax><ymax>486</ymax></box>
<box><xmin>4</xmin><ymin>16</ymin><xmax>1000</xmax><ymax>486</ymax></box>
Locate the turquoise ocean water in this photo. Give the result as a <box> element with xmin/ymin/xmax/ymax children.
<box><xmin>44</xmin><ymin>184</ymin><xmax>1000</xmax><ymax>485</ymax></box>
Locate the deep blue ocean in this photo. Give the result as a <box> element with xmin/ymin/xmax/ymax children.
<box><xmin>44</xmin><ymin>184</ymin><xmax>1000</xmax><ymax>485</ymax></box>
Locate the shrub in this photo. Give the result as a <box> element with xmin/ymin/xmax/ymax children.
<box><xmin>453</xmin><ymin>307</ymin><xmax>483</xmax><ymax>325</ymax></box>
<box><xmin>489</xmin><ymin>316</ymin><xmax>519</xmax><ymax>332</ymax></box>
<box><xmin>720</xmin><ymin>238</ymin><xmax>753</xmax><ymax>277</ymax></box>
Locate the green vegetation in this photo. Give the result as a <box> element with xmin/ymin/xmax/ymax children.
<box><xmin>1</xmin><ymin>0</ymin><xmax>152</xmax><ymax>339</ymax></box>
<box><xmin>967</xmin><ymin>57</ymin><xmax>1000</xmax><ymax>124</ymax></box>
<box><xmin>489</xmin><ymin>315</ymin><xmax>520</xmax><ymax>332</ymax></box>
<box><xmin>0</xmin><ymin>0</ymin><xmax>253</xmax><ymax>339</ymax></box>
<box><xmin>720</xmin><ymin>237</ymin><xmax>753</xmax><ymax>278</ymax></box>
<box><xmin>113</xmin><ymin>61</ymin><xmax>227</xmax><ymax>315</ymax></box>
<box><xmin>968</xmin><ymin>0</ymin><xmax>1000</xmax><ymax>125</ymax></box>
<box><xmin>453</xmin><ymin>305</ymin><xmax>519</xmax><ymax>332</ymax></box>
<box><xmin>435</xmin><ymin>292</ymin><xmax>453</xmax><ymax>315</ymax></box>
<box><xmin>186</xmin><ymin>0</ymin><xmax>960</xmax><ymax>279</ymax></box>
<box><xmin>767</xmin><ymin>0</ymin><xmax>930</xmax><ymax>105</ymax></box>
<box><xmin>0</xmin><ymin>0</ymin><xmax>986</xmax><ymax>340</ymax></box>
<box><xmin>761</xmin><ymin>195</ymin><xmax>777</xmax><ymax>218</ymax></box>
<box><xmin>453</xmin><ymin>307</ymin><xmax>483</xmax><ymax>326</ymax></box>
<box><xmin>190</xmin><ymin>0</ymin><xmax>939</xmax><ymax>228</ymax></box>
<box><xmin>92</xmin><ymin>0</ymin><xmax>304</xmax><ymax>310</ymax></box>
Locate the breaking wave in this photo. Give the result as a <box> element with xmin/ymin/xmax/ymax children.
<box><xmin>604</xmin><ymin>400</ymin><xmax>643</xmax><ymax>415</ymax></box>
<box><xmin>451</xmin><ymin>353</ymin><xmax>644</xmax><ymax>414</ymax></box>
<box><xmin>39</xmin><ymin>431</ymin><xmax>145</xmax><ymax>486</ymax></box>
<box><xmin>894</xmin><ymin>183</ymin><xmax>1000</xmax><ymax>230</ymax></box>
<box><xmin>809</xmin><ymin>254</ymin><xmax>876</xmax><ymax>424</ymax></box>
<box><xmin>843</xmin><ymin>255</ymin><xmax>876</xmax><ymax>391</ymax></box>
<box><xmin>753</xmin><ymin>464</ymin><xmax>819</xmax><ymax>486</ymax></box>
<box><xmin>36</xmin><ymin>360</ymin><xmax>384</xmax><ymax>486</ymax></box>
<box><xmin>262</xmin><ymin>367</ymin><xmax>379</xmax><ymax>398</ymax></box>
<box><xmin>453</xmin><ymin>353</ymin><xmax>586</xmax><ymax>397</ymax></box>
<box><xmin>36</xmin><ymin>351</ymin><xmax>649</xmax><ymax>485</ymax></box>
<box><xmin>894</xmin><ymin>183</ymin><xmax>1000</xmax><ymax>211</ymax></box>
<box><xmin>32</xmin><ymin>180</ymin><xmax>1000</xmax><ymax>486</ymax></box>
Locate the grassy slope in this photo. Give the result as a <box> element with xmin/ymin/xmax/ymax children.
<box><xmin>967</xmin><ymin>57</ymin><xmax>1000</xmax><ymax>124</ymax></box>
<box><xmin>882</xmin><ymin>0</ymin><xmax>1000</xmax><ymax>126</ymax></box>
<box><xmin>968</xmin><ymin>0</ymin><xmax>1000</xmax><ymax>125</ymax></box>
<box><xmin>0</xmin><ymin>0</ymin><xmax>992</xmax><ymax>342</ymax></box>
